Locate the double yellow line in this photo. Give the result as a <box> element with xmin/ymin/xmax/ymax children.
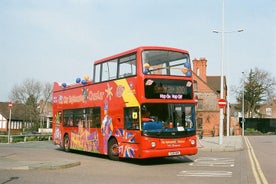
<box><xmin>244</xmin><ymin>136</ymin><xmax>268</xmax><ymax>184</ymax></box>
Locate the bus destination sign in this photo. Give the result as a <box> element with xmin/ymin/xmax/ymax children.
<box><xmin>144</xmin><ymin>79</ymin><xmax>193</xmax><ymax>100</ymax></box>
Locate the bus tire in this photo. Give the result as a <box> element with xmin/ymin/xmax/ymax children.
<box><xmin>108</xmin><ymin>138</ymin><xmax>119</xmax><ymax>161</ymax></box>
<box><xmin>64</xmin><ymin>135</ymin><xmax>70</xmax><ymax>152</ymax></box>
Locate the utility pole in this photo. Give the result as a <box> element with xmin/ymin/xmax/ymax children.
<box><xmin>8</xmin><ymin>102</ymin><xmax>13</xmax><ymax>144</ymax></box>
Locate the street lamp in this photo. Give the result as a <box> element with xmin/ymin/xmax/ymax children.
<box><xmin>212</xmin><ymin>29</ymin><xmax>244</xmax><ymax>34</ymax></box>
<box><xmin>8</xmin><ymin>102</ymin><xmax>12</xmax><ymax>144</ymax></box>
<box><xmin>242</xmin><ymin>72</ymin><xmax>245</xmax><ymax>136</ymax></box>
<box><xmin>212</xmin><ymin>0</ymin><xmax>244</xmax><ymax>145</ymax></box>
<box><xmin>213</xmin><ymin>29</ymin><xmax>244</xmax><ymax>138</ymax></box>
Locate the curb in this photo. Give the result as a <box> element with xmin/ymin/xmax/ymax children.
<box><xmin>1</xmin><ymin>160</ymin><xmax>81</xmax><ymax>170</ymax></box>
<box><xmin>196</xmin><ymin>136</ymin><xmax>244</xmax><ymax>152</ymax></box>
<box><xmin>198</xmin><ymin>146</ymin><xmax>244</xmax><ymax>152</ymax></box>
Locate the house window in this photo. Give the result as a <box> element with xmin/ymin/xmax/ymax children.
<box><xmin>197</xmin><ymin>118</ymin><xmax>203</xmax><ymax>130</ymax></box>
<box><xmin>197</xmin><ymin>99</ymin><xmax>203</xmax><ymax>110</ymax></box>
<box><xmin>194</xmin><ymin>80</ymin><xmax>198</xmax><ymax>91</ymax></box>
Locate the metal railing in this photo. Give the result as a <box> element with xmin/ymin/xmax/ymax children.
<box><xmin>0</xmin><ymin>134</ymin><xmax>52</xmax><ymax>143</ymax></box>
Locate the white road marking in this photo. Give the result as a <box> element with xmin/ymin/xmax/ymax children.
<box><xmin>177</xmin><ymin>157</ymin><xmax>235</xmax><ymax>178</ymax></box>
<box><xmin>190</xmin><ymin>157</ymin><xmax>235</xmax><ymax>167</ymax></box>
<box><xmin>177</xmin><ymin>170</ymin><xmax>232</xmax><ymax>177</ymax></box>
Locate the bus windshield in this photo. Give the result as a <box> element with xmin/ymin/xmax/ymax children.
<box><xmin>141</xmin><ymin>103</ymin><xmax>195</xmax><ymax>138</ymax></box>
<box><xmin>142</xmin><ymin>50</ymin><xmax>191</xmax><ymax>76</ymax></box>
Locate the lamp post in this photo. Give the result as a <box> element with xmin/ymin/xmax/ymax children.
<box><xmin>213</xmin><ymin>29</ymin><xmax>244</xmax><ymax>138</ymax></box>
<box><xmin>213</xmin><ymin>0</ymin><xmax>244</xmax><ymax>144</ymax></box>
<box><xmin>242</xmin><ymin>72</ymin><xmax>245</xmax><ymax>136</ymax></box>
<box><xmin>8</xmin><ymin>102</ymin><xmax>12</xmax><ymax>144</ymax></box>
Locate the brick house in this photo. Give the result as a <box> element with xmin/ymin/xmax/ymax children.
<box><xmin>258</xmin><ymin>99</ymin><xmax>276</xmax><ymax>118</ymax></box>
<box><xmin>192</xmin><ymin>58</ymin><xmax>228</xmax><ymax>137</ymax></box>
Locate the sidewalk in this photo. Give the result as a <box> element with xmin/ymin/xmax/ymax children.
<box><xmin>197</xmin><ymin>135</ymin><xmax>244</xmax><ymax>152</ymax></box>
<box><xmin>0</xmin><ymin>142</ymin><xmax>80</xmax><ymax>171</ymax></box>
<box><xmin>0</xmin><ymin>158</ymin><xmax>81</xmax><ymax>170</ymax></box>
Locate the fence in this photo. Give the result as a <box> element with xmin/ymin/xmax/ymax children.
<box><xmin>239</xmin><ymin>118</ymin><xmax>276</xmax><ymax>133</ymax></box>
<box><xmin>0</xmin><ymin>134</ymin><xmax>52</xmax><ymax>143</ymax></box>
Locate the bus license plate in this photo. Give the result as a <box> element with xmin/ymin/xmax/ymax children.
<box><xmin>168</xmin><ymin>151</ymin><xmax>180</xmax><ymax>156</ymax></box>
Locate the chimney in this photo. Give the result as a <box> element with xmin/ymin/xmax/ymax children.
<box><xmin>192</xmin><ymin>58</ymin><xmax>207</xmax><ymax>82</ymax></box>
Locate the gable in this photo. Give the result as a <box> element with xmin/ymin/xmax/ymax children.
<box><xmin>194</xmin><ymin>75</ymin><xmax>217</xmax><ymax>93</ymax></box>
<box><xmin>0</xmin><ymin>113</ymin><xmax>7</xmax><ymax>121</ymax></box>
<box><xmin>207</xmin><ymin>76</ymin><xmax>227</xmax><ymax>94</ymax></box>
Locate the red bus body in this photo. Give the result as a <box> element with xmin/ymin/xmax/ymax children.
<box><xmin>52</xmin><ymin>46</ymin><xmax>198</xmax><ymax>160</ymax></box>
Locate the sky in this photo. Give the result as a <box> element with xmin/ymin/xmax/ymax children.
<box><xmin>0</xmin><ymin>0</ymin><xmax>275</xmax><ymax>103</ymax></box>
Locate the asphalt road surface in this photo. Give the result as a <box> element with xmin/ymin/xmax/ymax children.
<box><xmin>0</xmin><ymin>136</ymin><xmax>275</xmax><ymax>184</ymax></box>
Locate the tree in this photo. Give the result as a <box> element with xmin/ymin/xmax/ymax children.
<box><xmin>10</xmin><ymin>79</ymin><xmax>42</xmax><ymax>104</ymax></box>
<box><xmin>234</xmin><ymin>68</ymin><xmax>276</xmax><ymax>118</ymax></box>
<box><xmin>9</xmin><ymin>79</ymin><xmax>53</xmax><ymax>129</ymax></box>
<box><xmin>25</xmin><ymin>94</ymin><xmax>39</xmax><ymax>123</ymax></box>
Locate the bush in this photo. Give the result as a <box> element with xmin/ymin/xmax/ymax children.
<box><xmin>0</xmin><ymin>134</ymin><xmax>52</xmax><ymax>143</ymax></box>
<box><xmin>0</xmin><ymin>136</ymin><xmax>8</xmax><ymax>143</ymax></box>
<box><xmin>11</xmin><ymin>136</ymin><xmax>25</xmax><ymax>143</ymax></box>
<box><xmin>245</xmin><ymin>128</ymin><xmax>256</xmax><ymax>132</ymax></box>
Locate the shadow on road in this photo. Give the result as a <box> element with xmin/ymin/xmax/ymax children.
<box><xmin>120</xmin><ymin>156</ymin><xmax>194</xmax><ymax>166</ymax></box>
<box><xmin>1</xmin><ymin>177</ymin><xmax>19</xmax><ymax>184</ymax></box>
<box><xmin>55</xmin><ymin>146</ymin><xmax>194</xmax><ymax>166</ymax></box>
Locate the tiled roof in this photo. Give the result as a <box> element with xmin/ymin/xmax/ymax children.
<box><xmin>207</xmin><ymin>76</ymin><xmax>226</xmax><ymax>93</ymax></box>
<box><xmin>0</xmin><ymin>102</ymin><xmax>27</xmax><ymax>120</ymax></box>
<box><xmin>207</xmin><ymin>76</ymin><xmax>220</xmax><ymax>93</ymax></box>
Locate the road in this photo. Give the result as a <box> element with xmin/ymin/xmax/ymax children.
<box><xmin>245</xmin><ymin>136</ymin><xmax>276</xmax><ymax>184</ymax></box>
<box><xmin>0</xmin><ymin>136</ymin><xmax>275</xmax><ymax>184</ymax></box>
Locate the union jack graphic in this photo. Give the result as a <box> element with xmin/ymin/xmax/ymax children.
<box><xmin>121</xmin><ymin>145</ymin><xmax>135</xmax><ymax>158</ymax></box>
<box><xmin>115</xmin><ymin>129</ymin><xmax>135</xmax><ymax>143</ymax></box>
<box><xmin>115</xmin><ymin>129</ymin><xmax>137</xmax><ymax>158</ymax></box>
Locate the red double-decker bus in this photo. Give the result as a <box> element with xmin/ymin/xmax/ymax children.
<box><xmin>52</xmin><ymin>46</ymin><xmax>197</xmax><ymax>160</ymax></box>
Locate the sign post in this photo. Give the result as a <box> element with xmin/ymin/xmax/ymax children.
<box><xmin>8</xmin><ymin>102</ymin><xmax>12</xmax><ymax>144</ymax></box>
<box><xmin>218</xmin><ymin>99</ymin><xmax>226</xmax><ymax>145</ymax></box>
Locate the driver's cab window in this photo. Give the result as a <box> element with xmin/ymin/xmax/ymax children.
<box><xmin>124</xmin><ymin>107</ymin><xmax>139</xmax><ymax>130</ymax></box>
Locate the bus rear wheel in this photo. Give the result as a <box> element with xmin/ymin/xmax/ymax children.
<box><xmin>108</xmin><ymin>138</ymin><xmax>119</xmax><ymax>161</ymax></box>
<box><xmin>64</xmin><ymin>135</ymin><xmax>70</xmax><ymax>152</ymax></box>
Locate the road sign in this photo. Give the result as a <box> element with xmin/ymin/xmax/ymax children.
<box><xmin>8</xmin><ymin>102</ymin><xmax>12</xmax><ymax>109</ymax></box>
<box><xmin>218</xmin><ymin>99</ymin><xmax>227</xmax><ymax>108</ymax></box>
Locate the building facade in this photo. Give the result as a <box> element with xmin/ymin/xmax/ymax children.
<box><xmin>192</xmin><ymin>58</ymin><xmax>232</xmax><ymax>137</ymax></box>
<box><xmin>258</xmin><ymin>99</ymin><xmax>276</xmax><ymax>118</ymax></box>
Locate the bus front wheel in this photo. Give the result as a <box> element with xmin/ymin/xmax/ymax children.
<box><xmin>108</xmin><ymin>138</ymin><xmax>119</xmax><ymax>161</ymax></box>
<box><xmin>64</xmin><ymin>135</ymin><xmax>70</xmax><ymax>152</ymax></box>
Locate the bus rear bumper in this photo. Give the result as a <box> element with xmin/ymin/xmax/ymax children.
<box><xmin>138</xmin><ymin>147</ymin><xmax>198</xmax><ymax>159</ymax></box>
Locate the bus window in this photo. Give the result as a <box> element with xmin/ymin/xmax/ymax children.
<box><xmin>142</xmin><ymin>50</ymin><xmax>191</xmax><ymax>76</ymax></box>
<box><xmin>119</xmin><ymin>53</ymin><xmax>137</xmax><ymax>78</ymax></box>
<box><xmin>102</xmin><ymin>59</ymin><xmax>118</xmax><ymax>81</ymax></box>
<box><xmin>63</xmin><ymin>110</ymin><xmax>73</xmax><ymax>127</ymax></box>
<box><xmin>140</xmin><ymin>103</ymin><xmax>195</xmax><ymax>131</ymax></box>
<box><xmin>63</xmin><ymin>107</ymin><xmax>101</xmax><ymax>128</ymax></box>
<box><xmin>124</xmin><ymin>107</ymin><xmax>139</xmax><ymax>130</ymax></box>
<box><xmin>73</xmin><ymin>109</ymin><xmax>84</xmax><ymax>127</ymax></box>
<box><xmin>89</xmin><ymin>107</ymin><xmax>101</xmax><ymax>128</ymax></box>
<box><xmin>94</xmin><ymin>64</ymin><xmax>101</xmax><ymax>83</ymax></box>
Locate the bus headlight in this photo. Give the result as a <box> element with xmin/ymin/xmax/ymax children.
<box><xmin>151</xmin><ymin>141</ymin><xmax>156</xmax><ymax>148</ymax></box>
<box><xmin>190</xmin><ymin>139</ymin><xmax>196</xmax><ymax>145</ymax></box>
